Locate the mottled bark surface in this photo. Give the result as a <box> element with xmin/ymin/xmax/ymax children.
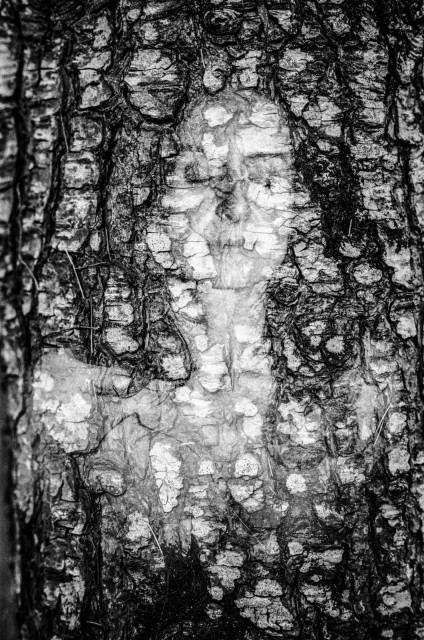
<box><xmin>1</xmin><ymin>1</ymin><xmax>424</xmax><ymax>639</ymax></box>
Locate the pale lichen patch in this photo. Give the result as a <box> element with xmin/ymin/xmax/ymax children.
<box><xmin>254</xmin><ymin>578</ymin><xmax>283</xmax><ymax>597</ymax></box>
<box><xmin>234</xmin><ymin>453</ymin><xmax>261</xmax><ymax>478</ymax></box>
<box><xmin>353</xmin><ymin>264</ymin><xmax>383</xmax><ymax>285</ymax></box>
<box><xmin>126</xmin><ymin>512</ymin><xmax>152</xmax><ymax>544</ymax></box>
<box><xmin>203</xmin><ymin>105</ymin><xmax>232</xmax><ymax>127</ymax></box>
<box><xmin>288</xmin><ymin>541</ymin><xmax>304</xmax><ymax>555</ymax></box>
<box><xmin>235</xmin><ymin>594</ymin><xmax>294</xmax><ymax>631</ymax></box>
<box><xmin>387</xmin><ymin>446</ymin><xmax>410</xmax><ymax>476</ymax></box>
<box><xmin>149</xmin><ymin>442</ymin><xmax>183</xmax><ymax>513</ymax></box>
<box><xmin>286</xmin><ymin>473</ymin><xmax>307</xmax><ymax>493</ymax></box>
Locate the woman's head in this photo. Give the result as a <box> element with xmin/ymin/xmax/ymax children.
<box><xmin>148</xmin><ymin>89</ymin><xmax>295</xmax><ymax>290</ymax></box>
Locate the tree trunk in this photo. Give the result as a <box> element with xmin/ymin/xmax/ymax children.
<box><xmin>2</xmin><ymin>1</ymin><xmax>424</xmax><ymax>639</ymax></box>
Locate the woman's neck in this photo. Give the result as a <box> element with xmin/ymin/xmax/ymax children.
<box><xmin>173</xmin><ymin>282</ymin><xmax>273</xmax><ymax>398</ymax></box>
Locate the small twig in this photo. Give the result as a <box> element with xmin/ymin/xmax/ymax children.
<box><xmin>227</xmin><ymin>505</ymin><xmax>266</xmax><ymax>551</ymax></box>
<box><xmin>59</xmin><ymin>108</ymin><xmax>69</xmax><ymax>153</ymax></box>
<box><xmin>20</xmin><ymin>257</ymin><xmax>39</xmax><ymax>290</ymax></box>
<box><xmin>348</xmin><ymin>218</ymin><xmax>353</xmax><ymax>237</ymax></box>
<box><xmin>105</xmin><ymin>227</ymin><xmax>111</xmax><ymax>261</ymax></box>
<box><xmin>35</xmin><ymin>326</ymin><xmax>99</xmax><ymax>342</ymax></box>
<box><xmin>199</xmin><ymin>46</ymin><xmax>205</xmax><ymax>69</ymax></box>
<box><xmin>374</xmin><ymin>403</ymin><xmax>391</xmax><ymax>445</ymax></box>
<box><xmin>76</xmin><ymin>325</ymin><xmax>99</xmax><ymax>329</ymax></box>
<box><xmin>267</xmin><ymin>454</ymin><xmax>274</xmax><ymax>479</ymax></box>
<box><xmin>90</xmin><ymin>380</ymin><xmax>99</xmax><ymax>412</ymax></box>
<box><xmin>76</xmin><ymin>261</ymin><xmax>110</xmax><ymax>270</ymax></box>
<box><xmin>154</xmin><ymin>564</ymin><xmax>170</xmax><ymax>640</ymax></box>
<box><xmin>147</xmin><ymin>522</ymin><xmax>164</xmax><ymax>560</ymax></box>
<box><xmin>90</xmin><ymin>296</ymin><xmax>94</xmax><ymax>356</ymax></box>
<box><xmin>64</xmin><ymin>247</ymin><xmax>86</xmax><ymax>300</ymax></box>
<box><xmin>86</xmin><ymin>621</ymin><xmax>103</xmax><ymax>628</ymax></box>
<box><xmin>191</xmin><ymin>15</ymin><xmax>205</xmax><ymax>68</ymax></box>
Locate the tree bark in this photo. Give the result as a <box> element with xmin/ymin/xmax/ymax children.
<box><xmin>1</xmin><ymin>1</ymin><xmax>424</xmax><ymax>639</ymax></box>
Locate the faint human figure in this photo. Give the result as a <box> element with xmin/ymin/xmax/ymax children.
<box><xmin>33</xmin><ymin>90</ymin><xmax>325</xmax><ymax>633</ymax></box>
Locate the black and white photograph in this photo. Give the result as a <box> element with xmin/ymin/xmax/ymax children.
<box><xmin>1</xmin><ymin>1</ymin><xmax>424</xmax><ymax>639</ymax></box>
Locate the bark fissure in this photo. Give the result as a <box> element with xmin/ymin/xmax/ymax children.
<box><xmin>1</xmin><ymin>1</ymin><xmax>424</xmax><ymax>639</ymax></box>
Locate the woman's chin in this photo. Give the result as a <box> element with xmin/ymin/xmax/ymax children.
<box><xmin>214</xmin><ymin>250</ymin><xmax>268</xmax><ymax>289</ymax></box>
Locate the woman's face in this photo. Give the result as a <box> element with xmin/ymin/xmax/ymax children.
<box><xmin>148</xmin><ymin>91</ymin><xmax>294</xmax><ymax>290</ymax></box>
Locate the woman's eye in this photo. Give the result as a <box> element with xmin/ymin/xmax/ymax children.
<box><xmin>248</xmin><ymin>173</ymin><xmax>271</xmax><ymax>189</ymax></box>
<box><xmin>184</xmin><ymin>164</ymin><xmax>200</xmax><ymax>182</ymax></box>
<box><xmin>247</xmin><ymin>170</ymin><xmax>270</xmax><ymax>185</ymax></box>
<box><xmin>184</xmin><ymin>161</ymin><xmax>209</xmax><ymax>183</ymax></box>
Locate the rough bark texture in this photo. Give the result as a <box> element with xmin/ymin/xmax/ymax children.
<box><xmin>1</xmin><ymin>1</ymin><xmax>424</xmax><ymax>639</ymax></box>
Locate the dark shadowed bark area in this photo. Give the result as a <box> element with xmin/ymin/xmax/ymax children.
<box><xmin>1</xmin><ymin>1</ymin><xmax>424</xmax><ymax>639</ymax></box>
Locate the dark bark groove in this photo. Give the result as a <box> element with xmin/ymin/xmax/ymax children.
<box><xmin>1</xmin><ymin>1</ymin><xmax>424</xmax><ymax>639</ymax></box>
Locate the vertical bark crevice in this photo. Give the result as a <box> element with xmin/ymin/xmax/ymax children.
<box><xmin>2</xmin><ymin>1</ymin><xmax>424</xmax><ymax>639</ymax></box>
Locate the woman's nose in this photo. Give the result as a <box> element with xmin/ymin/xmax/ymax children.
<box><xmin>219</xmin><ymin>181</ymin><xmax>249</xmax><ymax>223</ymax></box>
